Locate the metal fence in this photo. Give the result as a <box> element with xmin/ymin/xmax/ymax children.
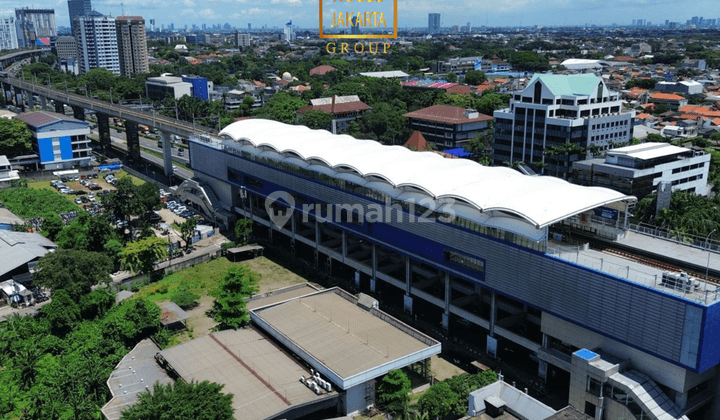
<box><xmin>629</xmin><ymin>223</ymin><xmax>720</xmax><ymax>254</ymax></box>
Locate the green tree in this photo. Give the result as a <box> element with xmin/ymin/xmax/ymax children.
<box><xmin>104</xmin><ymin>238</ymin><xmax>124</xmax><ymax>269</ymax></box>
<box><xmin>41</xmin><ymin>214</ymin><xmax>64</xmax><ymax>242</ymax></box>
<box><xmin>210</xmin><ymin>266</ymin><xmax>259</xmax><ymax>330</ymax></box>
<box><xmin>136</xmin><ymin>182</ymin><xmax>160</xmax><ymax>215</ymax></box>
<box><xmin>79</xmin><ymin>288</ymin><xmax>115</xmax><ymax>320</ymax></box>
<box><xmin>120</xmin><ymin>380</ymin><xmax>234</xmax><ymax>420</ymax></box>
<box><xmin>299</xmin><ymin>109</ymin><xmax>333</xmax><ymax>130</ymax></box>
<box><xmin>463</xmin><ymin>70</ymin><xmax>486</xmax><ymax>85</ymax></box>
<box><xmin>0</xmin><ymin>118</ymin><xmax>33</xmax><ymax>157</ymax></box>
<box><xmin>361</xmin><ymin>101</ymin><xmax>410</xmax><ymax>144</ymax></box>
<box><xmin>103</xmin><ymin>177</ymin><xmax>142</xmax><ymax>222</ymax></box>
<box><xmin>445</xmin><ymin>72</ymin><xmax>458</xmax><ymax>83</ymax></box>
<box><xmin>253</xmin><ymin>91</ymin><xmax>306</xmax><ymax>124</ymax></box>
<box><xmin>120</xmin><ymin>236</ymin><xmax>168</xmax><ymax>276</ymax></box>
<box><xmin>40</xmin><ymin>290</ymin><xmax>80</xmax><ymax>338</ymax></box>
<box><xmin>33</xmin><ymin>250</ymin><xmax>113</xmax><ymax>300</ymax></box>
<box><xmin>475</xmin><ymin>92</ymin><xmax>510</xmax><ymax>115</ymax></box>
<box><xmin>171</xmin><ymin>285</ymin><xmax>199</xmax><ymax>309</ymax></box>
<box><xmin>418</xmin><ymin>381</ymin><xmax>457</xmax><ymax>419</ymax></box>
<box><xmin>234</xmin><ymin>218</ymin><xmax>253</xmax><ymax>246</ymax></box>
<box><xmin>179</xmin><ymin>218</ymin><xmax>199</xmax><ymax>251</ymax></box>
<box><xmin>377</xmin><ymin>369</ymin><xmax>411</xmax><ymax>415</ymax></box>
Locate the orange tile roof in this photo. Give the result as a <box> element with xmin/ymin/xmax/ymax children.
<box><xmin>309</xmin><ymin>65</ymin><xmax>336</xmax><ymax>76</ymax></box>
<box><xmin>635</xmin><ymin>113</ymin><xmax>652</xmax><ymax>119</ymax></box>
<box><xmin>712</xmin><ymin>118</ymin><xmax>720</xmax><ymax>126</ymax></box>
<box><xmin>650</xmin><ymin>92</ymin><xmax>685</xmax><ymax>101</ymax></box>
<box><xmin>679</xmin><ymin>105</ymin><xmax>720</xmax><ymax>118</ymax></box>
<box><xmin>405</xmin><ymin>131</ymin><xmax>430</xmax><ymax>151</ymax></box>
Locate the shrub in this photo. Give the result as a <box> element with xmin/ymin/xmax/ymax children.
<box><xmin>171</xmin><ymin>286</ymin><xmax>200</xmax><ymax>309</ymax></box>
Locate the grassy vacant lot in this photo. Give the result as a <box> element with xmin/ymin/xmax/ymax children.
<box><xmin>132</xmin><ymin>256</ymin><xmax>310</xmax><ymax>347</ymax></box>
<box><xmin>115</xmin><ymin>170</ymin><xmax>145</xmax><ymax>186</ymax></box>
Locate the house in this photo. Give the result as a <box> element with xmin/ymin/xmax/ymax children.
<box><xmin>296</xmin><ymin>95</ymin><xmax>371</xmax><ymax>133</ymax></box>
<box><xmin>14</xmin><ymin>111</ymin><xmax>93</xmax><ymax>170</ymax></box>
<box><xmin>309</xmin><ymin>65</ymin><xmax>336</xmax><ymax>76</ymax></box>
<box><xmin>404</xmin><ymin>105</ymin><xmax>492</xmax><ymax>149</ymax></box>
<box><xmin>649</xmin><ymin>92</ymin><xmax>688</xmax><ymax>110</ymax></box>
<box><xmin>0</xmin><ymin>229</ymin><xmax>56</xmax><ymax>281</ymax></box>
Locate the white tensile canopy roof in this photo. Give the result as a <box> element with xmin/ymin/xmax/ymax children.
<box><xmin>220</xmin><ymin>119</ymin><xmax>634</xmax><ymax>229</ymax></box>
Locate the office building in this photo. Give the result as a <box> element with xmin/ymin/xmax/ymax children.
<box><xmin>149</xmin><ymin>19</ymin><xmax>155</xmax><ymax>31</ymax></box>
<box><xmin>181</xmin><ymin>76</ymin><xmax>212</xmax><ymax>101</ymax></box>
<box><xmin>404</xmin><ymin>105</ymin><xmax>492</xmax><ymax>149</ymax></box>
<box><xmin>74</xmin><ymin>12</ymin><xmax>120</xmax><ymax>75</ymax></box>
<box><xmin>145</xmin><ymin>75</ymin><xmax>192</xmax><ymax>100</ymax></box>
<box><xmin>14</xmin><ymin>111</ymin><xmax>93</xmax><ymax>170</ymax></box>
<box><xmin>15</xmin><ymin>8</ymin><xmax>56</xmax><ymax>38</ymax></box>
<box><xmin>0</xmin><ymin>18</ymin><xmax>19</xmax><ymax>51</ymax></box>
<box><xmin>115</xmin><ymin>16</ymin><xmax>149</xmax><ymax>77</ymax></box>
<box><xmin>283</xmin><ymin>20</ymin><xmax>294</xmax><ymax>42</ymax></box>
<box><xmin>572</xmin><ymin>143</ymin><xmax>711</xmax><ymax>199</ymax></box>
<box><xmin>233</xmin><ymin>31</ymin><xmax>251</xmax><ymax>48</ymax></box>
<box><xmin>55</xmin><ymin>35</ymin><xmax>77</xmax><ymax>59</ymax></box>
<box><xmin>493</xmin><ymin>73</ymin><xmax>633</xmax><ymax>178</ymax></box>
<box><xmin>428</xmin><ymin>13</ymin><xmax>440</xmax><ymax>33</ymax></box>
<box><xmin>186</xmin><ymin>118</ymin><xmax>720</xmax><ymax>419</ymax></box>
<box><xmin>67</xmin><ymin>0</ymin><xmax>91</xmax><ymax>35</ymax></box>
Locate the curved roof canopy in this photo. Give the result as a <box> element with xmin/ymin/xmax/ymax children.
<box><xmin>220</xmin><ymin>119</ymin><xmax>635</xmax><ymax>228</ymax></box>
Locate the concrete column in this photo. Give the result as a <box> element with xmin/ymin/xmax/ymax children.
<box><xmin>489</xmin><ymin>290</ymin><xmax>496</xmax><ymax>337</ymax></box>
<box><xmin>442</xmin><ymin>272</ymin><xmax>451</xmax><ymax>331</ymax></box>
<box><xmin>160</xmin><ymin>131</ymin><xmax>173</xmax><ymax>178</ymax></box>
<box><xmin>96</xmin><ymin>112</ymin><xmax>111</xmax><ymax>152</ymax></box>
<box><xmin>341</xmin><ymin>231</ymin><xmax>347</xmax><ymax>259</ymax></box>
<box><xmin>291</xmin><ymin>212</ymin><xmax>296</xmax><ymax>241</ymax></box>
<box><xmin>370</xmin><ymin>244</ymin><xmax>377</xmax><ymax>292</ymax></box>
<box><xmin>54</xmin><ymin>100</ymin><xmax>64</xmax><ymax>114</ymax></box>
<box><xmin>404</xmin><ymin>257</ymin><xmax>413</xmax><ymax>314</ymax></box>
<box><xmin>14</xmin><ymin>87</ymin><xmax>24</xmax><ymax>111</ymax></box>
<box><xmin>1</xmin><ymin>82</ymin><xmax>9</xmax><ymax>102</ymax></box>
<box><xmin>674</xmin><ymin>391</ymin><xmax>688</xmax><ymax>411</ymax></box>
<box><xmin>314</xmin><ymin>219</ymin><xmax>320</xmax><ymax>249</ymax></box>
<box><xmin>27</xmin><ymin>92</ymin><xmax>34</xmax><ymax>109</ymax></box>
<box><xmin>71</xmin><ymin>105</ymin><xmax>84</xmax><ymax>121</ymax></box>
<box><xmin>539</xmin><ymin>334</ymin><xmax>549</xmax><ymax>380</ymax></box>
<box><xmin>39</xmin><ymin>96</ymin><xmax>46</xmax><ymax>110</ymax></box>
<box><xmin>124</xmin><ymin>120</ymin><xmax>140</xmax><ymax>163</ymax></box>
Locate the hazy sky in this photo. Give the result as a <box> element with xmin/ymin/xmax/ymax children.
<box><xmin>8</xmin><ymin>0</ymin><xmax>719</xmax><ymax>30</ymax></box>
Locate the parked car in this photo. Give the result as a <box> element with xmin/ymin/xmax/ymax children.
<box><xmin>74</xmin><ymin>198</ymin><xmax>82</xmax><ymax>204</ymax></box>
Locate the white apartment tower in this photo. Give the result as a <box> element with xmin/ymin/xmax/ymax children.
<box><xmin>74</xmin><ymin>11</ymin><xmax>120</xmax><ymax>75</ymax></box>
<box><xmin>115</xmin><ymin>16</ymin><xmax>149</xmax><ymax>77</ymax></box>
<box><xmin>0</xmin><ymin>18</ymin><xmax>19</xmax><ymax>51</ymax></box>
<box><xmin>493</xmin><ymin>73</ymin><xmax>634</xmax><ymax>178</ymax></box>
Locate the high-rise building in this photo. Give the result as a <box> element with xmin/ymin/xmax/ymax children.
<box><xmin>55</xmin><ymin>35</ymin><xmax>77</xmax><ymax>59</ymax></box>
<box><xmin>428</xmin><ymin>13</ymin><xmax>440</xmax><ymax>33</ymax></box>
<box><xmin>234</xmin><ymin>31</ymin><xmax>251</xmax><ymax>48</ymax></box>
<box><xmin>115</xmin><ymin>16</ymin><xmax>149</xmax><ymax>77</ymax></box>
<box><xmin>74</xmin><ymin>11</ymin><xmax>120</xmax><ymax>75</ymax></box>
<box><xmin>283</xmin><ymin>20</ymin><xmax>294</xmax><ymax>42</ymax></box>
<box><xmin>15</xmin><ymin>8</ymin><xmax>56</xmax><ymax>42</ymax></box>
<box><xmin>0</xmin><ymin>18</ymin><xmax>19</xmax><ymax>51</ymax></box>
<box><xmin>350</xmin><ymin>15</ymin><xmax>361</xmax><ymax>35</ymax></box>
<box><xmin>67</xmin><ymin>0</ymin><xmax>91</xmax><ymax>36</ymax></box>
<box><xmin>492</xmin><ymin>73</ymin><xmax>633</xmax><ymax>178</ymax></box>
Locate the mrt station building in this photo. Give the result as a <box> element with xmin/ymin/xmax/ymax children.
<box><xmin>187</xmin><ymin>119</ymin><xmax>720</xmax><ymax>419</ymax></box>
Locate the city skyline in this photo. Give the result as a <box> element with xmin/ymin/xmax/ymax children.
<box><xmin>0</xmin><ymin>0</ymin><xmax>716</xmax><ymax>31</ymax></box>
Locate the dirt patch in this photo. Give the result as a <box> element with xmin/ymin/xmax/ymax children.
<box><xmin>431</xmin><ymin>355</ymin><xmax>467</xmax><ymax>381</ymax></box>
<box><xmin>245</xmin><ymin>256</ymin><xmax>312</xmax><ymax>294</ymax></box>
<box><xmin>165</xmin><ymin>295</ymin><xmax>217</xmax><ymax>347</ymax></box>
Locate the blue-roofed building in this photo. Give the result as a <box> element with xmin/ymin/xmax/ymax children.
<box><xmin>14</xmin><ymin>111</ymin><xmax>93</xmax><ymax>170</ymax></box>
<box><xmin>493</xmin><ymin>73</ymin><xmax>635</xmax><ymax>179</ymax></box>
<box><xmin>182</xmin><ymin>75</ymin><xmax>212</xmax><ymax>101</ymax></box>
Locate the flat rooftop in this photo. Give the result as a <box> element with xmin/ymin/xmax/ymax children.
<box><xmin>246</xmin><ymin>283</ymin><xmax>321</xmax><ymax>311</ymax></box>
<box><xmin>251</xmin><ymin>288</ymin><xmax>441</xmax><ymax>390</ymax></box>
<box><xmin>159</xmin><ymin>329</ymin><xmax>334</xmax><ymax>420</ymax></box>
<box><xmin>101</xmin><ymin>339</ymin><xmax>173</xmax><ymax>420</ymax></box>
